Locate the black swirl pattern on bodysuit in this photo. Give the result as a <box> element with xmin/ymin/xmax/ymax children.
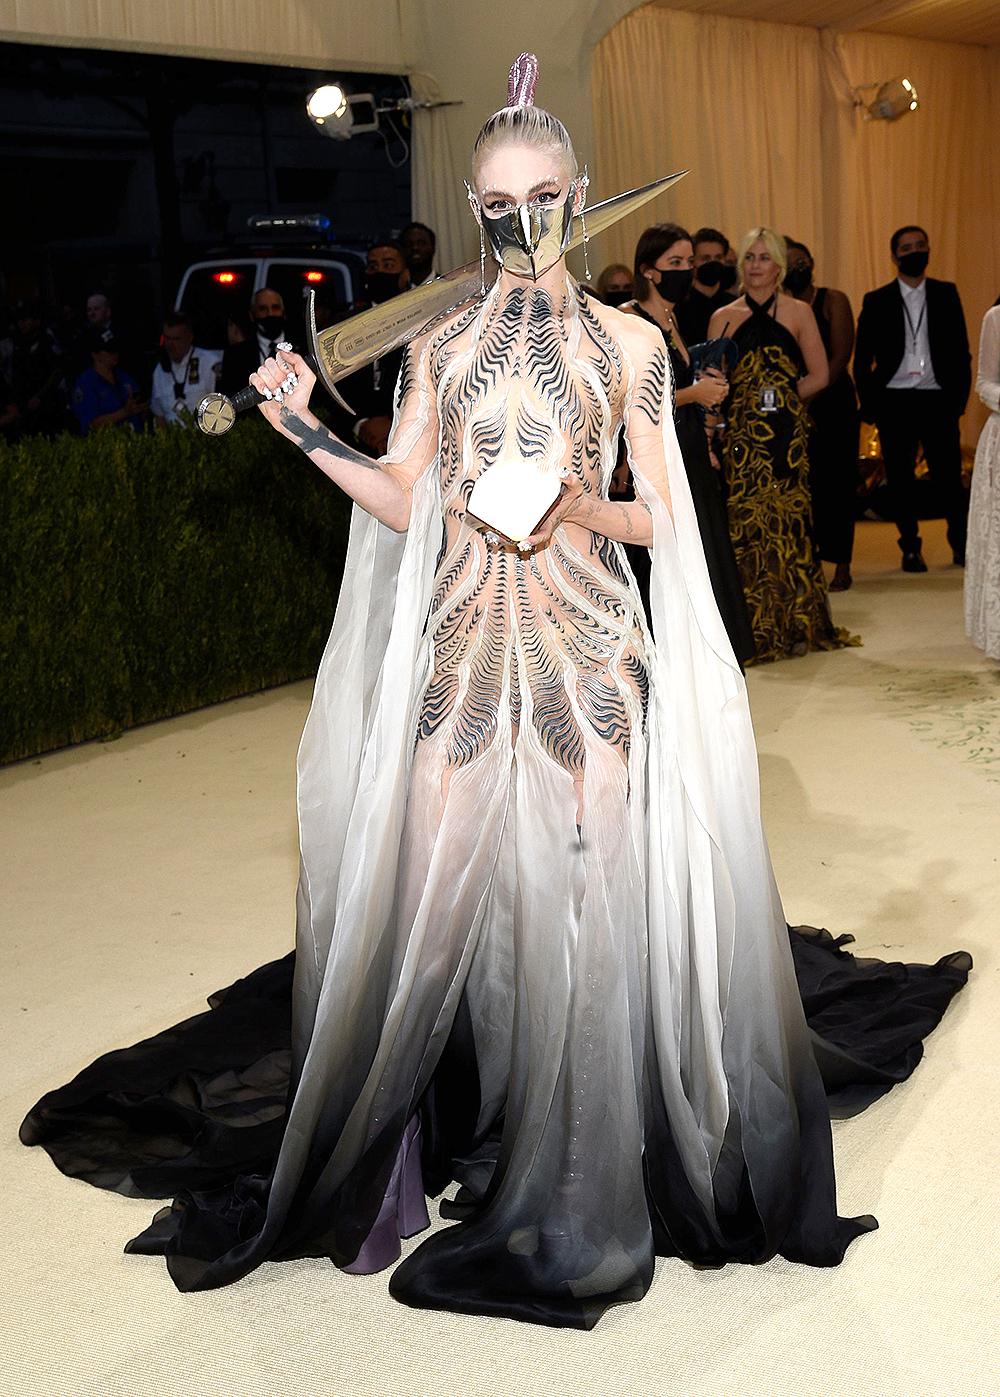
<box><xmin>415</xmin><ymin>283</ymin><xmax>650</xmax><ymax>791</ymax></box>
<box><xmin>631</xmin><ymin>344</ymin><xmax>667</xmax><ymax>426</ymax></box>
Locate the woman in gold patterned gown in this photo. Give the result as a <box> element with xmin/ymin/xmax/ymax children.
<box><xmin>709</xmin><ymin>228</ymin><xmax>857</xmax><ymax>662</ymax></box>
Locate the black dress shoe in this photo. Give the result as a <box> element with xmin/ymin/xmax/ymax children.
<box><xmin>952</xmin><ymin>551</ymin><xmax>965</xmax><ymax>567</ymax></box>
<box><xmin>901</xmin><ymin>551</ymin><xmax>928</xmax><ymax>572</ymax></box>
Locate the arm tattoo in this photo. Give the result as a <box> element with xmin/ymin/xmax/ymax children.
<box><xmin>278</xmin><ymin>406</ymin><xmax>379</xmax><ymax>469</ymax></box>
<box><xmin>620</xmin><ymin>502</ymin><xmax>650</xmax><ymax>538</ymax></box>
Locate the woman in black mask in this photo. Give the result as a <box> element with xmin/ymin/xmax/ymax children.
<box><xmin>623</xmin><ymin>222</ymin><xmax>755</xmax><ymax>664</ymax></box>
<box><xmin>595</xmin><ymin>262</ymin><xmax>634</xmax><ymax>307</ymax></box>
<box><xmin>785</xmin><ymin>239</ymin><xmax>860</xmax><ymax>591</ymax></box>
<box><xmin>675</xmin><ymin>226</ymin><xmax>738</xmax><ymax>346</ymax></box>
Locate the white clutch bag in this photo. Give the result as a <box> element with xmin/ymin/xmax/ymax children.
<box><xmin>467</xmin><ymin>459</ymin><xmax>564</xmax><ymax>543</ymax></box>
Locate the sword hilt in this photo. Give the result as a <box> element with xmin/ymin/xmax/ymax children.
<box><xmin>195</xmin><ymin>346</ymin><xmax>353</xmax><ymax>435</ymax></box>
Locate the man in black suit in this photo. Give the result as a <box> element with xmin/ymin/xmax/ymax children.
<box><xmin>675</xmin><ymin>227</ymin><xmax>737</xmax><ymax>347</ymax></box>
<box><xmin>219</xmin><ymin>288</ymin><xmax>296</xmax><ymax>397</ymax></box>
<box><xmin>338</xmin><ymin>239</ymin><xmax>410</xmax><ymax>458</ymax></box>
<box><xmin>854</xmin><ymin>226</ymin><xmax>971</xmax><ymax>569</ymax></box>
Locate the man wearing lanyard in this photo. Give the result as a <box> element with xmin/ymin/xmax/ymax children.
<box><xmin>150</xmin><ymin>311</ymin><xmax>222</xmax><ymax>428</ymax></box>
<box><xmin>855</xmin><ymin>226</ymin><xmax>971</xmax><ymax>570</ymax></box>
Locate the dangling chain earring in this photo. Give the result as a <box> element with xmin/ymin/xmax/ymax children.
<box><xmin>465</xmin><ymin>179</ymin><xmax>488</xmax><ymax>297</ymax></box>
<box><xmin>578</xmin><ymin>167</ymin><xmax>592</xmax><ymax>280</ymax></box>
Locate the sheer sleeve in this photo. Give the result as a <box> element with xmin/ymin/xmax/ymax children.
<box><xmin>378</xmin><ymin>338</ymin><xmax>440</xmax><ymax>495</ymax></box>
<box><xmin>621</xmin><ymin>326</ymin><xmax>675</xmax><ymax>519</ymax></box>
<box><xmin>976</xmin><ymin>306</ymin><xmax>1000</xmax><ymax>414</ymax></box>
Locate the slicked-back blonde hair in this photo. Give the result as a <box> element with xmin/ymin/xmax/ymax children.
<box><xmin>472</xmin><ymin>53</ymin><xmax>578</xmax><ymax>186</ymax></box>
<box><xmin>736</xmin><ymin>227</ymin><xmax>787</xmax><ymax>293</ymax></box>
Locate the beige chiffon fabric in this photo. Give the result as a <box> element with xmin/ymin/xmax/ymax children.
<box><xmin>279</xmin><ymin>275</ymin><xmax>868</xmax><ymax>1318</ymax></box>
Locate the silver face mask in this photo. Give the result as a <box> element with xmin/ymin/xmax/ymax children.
<box><xmin>467</xmin><ymin>178</ymin><xmax>584</xmax><ymax>281</ymax></box>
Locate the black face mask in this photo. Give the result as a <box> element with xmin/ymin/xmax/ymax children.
<box><xmin>696</xmin><ymin>260</ymin><xmax>725</xmax><ymax>288</ymax></box>
<box><xmin>784</xmin><ymin>265</ymin><xmax>813</xmax><ymax>295</ymax></box>
<box><xmin>255</xmin><ymin>314</ymin><xmax>285</xmax><ymax>340</ymax></box>
<box><xmin>897</xmin><ymin>250</ymin><xmax>929</xmax><ymax>278</ymax></box>
<box><xmin>603</xmin><ymin>288</ymin><xmax>633</xmax><ymax>308</ymax></box>
<box><xmin>651</xmin><ymin>268</ymin><xmax>694</xmax><ymax>304</ymax></box>
<box><xmin>366</xmin><ymin>271</ymin><xmax>403</xmax><ymax>303</ymax></box>
<box><xmin>717</xmin><ymin>263</ymin><xmax>738</xmax><ymax>291</ymax></box>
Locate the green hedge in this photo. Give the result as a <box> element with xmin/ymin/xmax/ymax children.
<box><xmin>1</xmin><ymin>418</ymin><xmax>353</xmax><ymax>764</ymax></box>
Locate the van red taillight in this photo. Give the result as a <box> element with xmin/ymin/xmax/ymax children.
<box><xmin>214</xmin><ymin>271</ymin><xmax>237</xmax><ymax>284</ymax></box>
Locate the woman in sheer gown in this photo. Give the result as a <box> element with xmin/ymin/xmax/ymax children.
<box><xmin>21</xmin><ymin>58</ymin><xmax>970</xmax><ymax>1330</ymax></box>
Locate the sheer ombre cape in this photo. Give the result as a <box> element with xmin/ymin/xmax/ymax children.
<box><xmin>21</xmin><ymin>276</ymin><xmax>970</xmax><ymax>1329</ymax></box>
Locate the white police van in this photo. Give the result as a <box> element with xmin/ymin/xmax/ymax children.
<box><xmin>174</xmin><ymin>215</ymin><xmax>366</xmax><ymax>349</ymax></box>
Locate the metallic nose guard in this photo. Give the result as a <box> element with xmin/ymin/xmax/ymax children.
<box><xmin>485</xmin><ymin>197</ymin><xmax>575</xmax><ymax>280</ymax></box>
<box><xmin>466</xmin><ymin>177</ymin><xmax>580</xmax><ymax>282</ymax></box>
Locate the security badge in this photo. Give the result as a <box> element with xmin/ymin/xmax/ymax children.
<box><xmin>172</xmin><ymin>355</ymin><xmax>200</xmax><ymax>400</ymax></box>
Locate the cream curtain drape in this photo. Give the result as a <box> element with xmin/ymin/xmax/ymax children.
<box><xmin>593</xmin><ymin>4</ymin><xmax>1000</xmax><ymax>441</ymax></box>
<box><xmin>0</xmin><ymin>0</ymin><xmax>408</xmax><ymax>72</ymax></box>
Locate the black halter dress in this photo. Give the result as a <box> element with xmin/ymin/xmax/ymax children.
<box><xmin>719</xmin><ymin>294</ymin><xmax>855</xmax><ymax>662</ymax></box>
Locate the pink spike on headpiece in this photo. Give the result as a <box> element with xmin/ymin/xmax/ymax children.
<box><xmin>506</xmin><ymin>53</ymin><xmax>539</xmax><ymax>107</ymax></box>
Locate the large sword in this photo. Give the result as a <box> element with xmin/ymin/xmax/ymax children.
<box><xmin>195</xmin><ymin>170</ymin><xmax>688</xmax><ymax>435</ymax></box>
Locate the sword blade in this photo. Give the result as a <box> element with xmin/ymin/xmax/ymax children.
<box><xmin>567</xmin><ymin>169</ymin><xmax>689</xmax><ymax>247</ymax></box>
<box><xmin>308</xmin><ymin>169</ymin><xmax>688</xmax><ymax>393</ymax></box>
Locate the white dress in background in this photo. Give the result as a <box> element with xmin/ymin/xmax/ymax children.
<box><xmin>966</xmin><ymin>305</ymin><xmax>1000</xmax><ymax>659</ymax></box>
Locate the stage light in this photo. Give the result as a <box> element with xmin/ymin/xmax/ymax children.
<box><xmin>856</xmin><ymin>77</ymin><xmax>919</xmax><ymax>121</ymax></box>
<box><xmin>306</xmin><ymin>84</ymin><xmax>348</xmax><ymax>122</ymax></box>
<box><xmin>305</xmin><ymin>78</ymin><xmax>462</xmax><ymax>145</ymax></box>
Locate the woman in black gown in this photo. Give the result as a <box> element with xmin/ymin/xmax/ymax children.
<box><xmin>785</xmin><ymin>239</ymin><xmax>860</xmax><ymax>592</ymax></box>
<box><xmin>624</xmin><ymin>222</ymin><xmax>756</xmax><ymax>666</ymax></box>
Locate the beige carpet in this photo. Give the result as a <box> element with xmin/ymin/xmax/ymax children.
<box><xmin>2</xmin><ymin>518</ymin><xmax>996</xmax><ymax>1397</ymax></box>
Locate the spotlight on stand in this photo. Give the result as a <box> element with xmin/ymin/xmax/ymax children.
<box><xmin>306</xmin><ymin>84</ymin><xmax>348</xmax><ymax>122</ymax></box>
<box><xmin>854</xmin><ymin>77</ymin><xmax>919</xmax><ymax>121</ymax></box>
<box><xmin>305</xmin><ymin>78</ymin><xmax>462</xmax><ymax>143</ymax></box>
<box><xmin>306</xmin><ymin>84</ymin><xmax>368</xmax><ymax>140</ymax></box>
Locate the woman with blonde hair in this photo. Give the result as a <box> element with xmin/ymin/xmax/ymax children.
<box><xmin>708</xmin><ymin>227</ymin><xmax>854</xmax><ymax>660</ymax></box>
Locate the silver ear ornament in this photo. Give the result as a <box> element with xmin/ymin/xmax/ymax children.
<box><xmin>465</xmin><ymin>179</ymin><xmax>489</xmax><ymax>296</ymax></box>
<box><xmin>578</xmin><ymin>168</ymin><xmax>592</xmax><ymax>280</ymax></box>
